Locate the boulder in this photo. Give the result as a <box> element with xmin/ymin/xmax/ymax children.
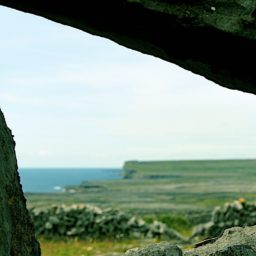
<box><xmin>185</xmin><ymin>226</ymin><xmax>256</xmax><ymax>256</ymax></box>
<box><xmin>123</xmin><ymin>225</ymin><xmax>256</xmax><ymax>256</ymax></box>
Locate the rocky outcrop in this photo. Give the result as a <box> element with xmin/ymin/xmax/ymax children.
<box><xmin>124</xmin><ymin>225</ymin><xmax>256</xmax><ymax>256</ymax></box>
<box><xmin>29</xmin><ymin>204</ymin><xmax>183</xmax><ymax>240</ymax></box>
<box><xmin>185</xmin><ymin>226</ymin><xmax>256</xmax><ymax>256</ymax></box>
<box><xmin>1</xmin><ymin>1</ymin><xmax>256</xmax><ymax>94</ymax></box>
<box><xmin>125</xmin><ymin>243</ymin><xmax>182</xmax><ymax>256</ymax></box>
<box><xmin>0</xmin><ymin>109</ymin><xmax>40</xmax><ymax>256</ymax></box>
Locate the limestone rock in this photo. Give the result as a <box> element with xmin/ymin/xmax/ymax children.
<box><xmin>124</xmin><ymin>226</ymin><xmax>256</xmax><ymax>256</ymax></box>
<box><xmin>209</xmin><ymin>245</ymin><xmax>256</xmax><ymax>256</ymax></box>
<box><xmin>30</xmin><ymin>204</ymin><xmax>183</xmax><ymax>240</ymax></box>
<box><xmin>125</xmin><ymin>243</ymin><xmax>182</xmax><ymax>256</ymax></box>
<box><xmin>185</xmin><ymin>226</ymin><xmax>256</xmax><ymax>256</ymax></box>
<box><xmin>193</xmin><ymin>200</ymin><xmax>256</xmax><ymax>238</ymax></box>
<box><xmin>0</xmin><ymin>109</ymin><xmax>40</xmax><ymax>256</ymax></box>
<box><xmin>1</xmin><ymin>1</ymin><xmax>256</xmax><ymax>94</ymax></box>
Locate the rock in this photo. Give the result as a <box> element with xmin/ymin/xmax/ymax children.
<box><xmin>185</xmin><ymin>226</ymin><xmax>256</xmax><ymax>256</ymax></box>
<box><xmin>0</xmin><ymin>109</ymin><xmax>40</xmax><ymax>255</ymax></box>
<box><xmin>193</xmin><ymin>200</ymin><xmax>256</xmax><ymax>238</ymax></box>
<box><xmin>124</xmin><ymin>225</ymin><xmax>256</xmax><ymax>256</ymax></box>
<box><xmin>30</xmin><ymin>204</ymin><xmax>183</xmax><ymax>240</ymax></box>
<box><xmin>1</xmin><ymin>1</ymin><xmax>256</xmax><ymax>94</ymax></box>
<box><xmin>209</xmin><ymin>245</ymin><xmax>256</xmax><ymax>256</ymax></box>
<box><xmin>125</xmin><ymin>243</ymin><xmax>182</xmax><ymax>256</ymax></box>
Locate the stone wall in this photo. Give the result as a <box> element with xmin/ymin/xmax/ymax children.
<box><xmin>0</xmin><ymin>1</ymin><xmax>256</xmax><ymax>255</ymax></box>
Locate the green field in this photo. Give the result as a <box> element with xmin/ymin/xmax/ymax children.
<box><xmin>25</xmin><ymin>159</ymin><xmax>256</xmax><ymax>256</ymax></box>
<box><xmin>27</xmin><ymin>159</ymin><xmax>256</xmax><ymax>214</ymax></box>
<box><xmin>39</xmin><ymin>238</ymin><xmax>155</xmax><ymax>256</ymax></box>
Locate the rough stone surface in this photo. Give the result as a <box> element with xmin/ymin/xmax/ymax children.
<box><xmin>1</xmin><ymin>1</ymin><xmax>256</xmax><ymax>255</ymax></box>
<box><xmin>125</xmin><ymin>242</ymin><xmax>183</xmax><ymax>256</ymax></box>
<box><xmin>193</xmin><ymin>199</ymin><xmax>256</xmax><ymax>238</ymax></box>
<box><xmin>185</xmin><ymin>226</ymin><xmax>256</xmax><ymax>256</ymax></box>
<box><xmin>209</xmin><ymin>245</ymin><xmax>256</xmax><ymax>256</ymax></box>
<box><xmin>123</xmin><ymin>226</ymin><xmax>256</xmax><ymax>256</ymax></box>
<box><xmin>1</xmin><ymin>1</ymin><xmax>256</xmax><ymax>94</ymax></box>
<box><xmin>0</xmin><ymin>109</ymin><xmax>40</xmax><ymax>256</ymax></box>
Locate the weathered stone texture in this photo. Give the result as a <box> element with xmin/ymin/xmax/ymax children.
<box><xmin>185</xmin><ymin>226</ymin><xmax>256</xmax><ymax>256</ymax></box>
<box><xmin>125</xmin><ymin>242</ymin><xmax>183</xmax><ymax>256</ymax></box>
<box><xmin>123</xmin><ymin>226</ymin><xmax>256</xmax><ymax>256</ymax></box>
<box><xmin>1</xmin><ymin>1</ymin><xmax>256</xmax><ymax>255</ymax></box>
<box><xmin>1</xmin><ymin>1</ymin><xmax>256</xmax><ymax>94</ymax></box>
<box><xmin>0</xmin><ymin>109</ymin><xmax>40</xmax><ymax>256</ymax></box>
<box><xmin>208</xmin><ymin>245</ymin><xmax>256</xmax><ymax>256</ymax></box>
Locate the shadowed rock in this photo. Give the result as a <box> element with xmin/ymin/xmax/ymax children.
<box><xmin>0</xmin><ymin>109</ymin><xmax>40</xmax><ymax>256</ymax></box>
<box><xmin>1</xmin><ymin>1</ymin><xmax>256</xmax><ymax>94</ymax></box>
<box><xmin>209</xmin><ymin>245</ymin><xmax>256</xmax><ymax>256</ymax></box>
<box><xmin>1</xmin><ymin>1</ymin><xmax>256</xmax><ymax>255</ymax></box>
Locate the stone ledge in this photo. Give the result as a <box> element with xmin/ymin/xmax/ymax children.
<box><xmin>124</xmin><ymin>225</ymin><xmax>256</xmax><ymax>256</ymax></box>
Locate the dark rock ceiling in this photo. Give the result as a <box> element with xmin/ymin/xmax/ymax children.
<box><xmin>0</xmin><ymin>0</ymin><xmax>256</xmax><ymax>95</ymax></box>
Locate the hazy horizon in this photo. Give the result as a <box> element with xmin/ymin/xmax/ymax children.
<box><xmin>1</xmin><ymin>6</ymin><xmax>256</xmax><ymax>168</ymax></box>
<box><xmin>17</xmin><ymin>157</ymin><xmax>256</xmax><ymax>169</ymax></box>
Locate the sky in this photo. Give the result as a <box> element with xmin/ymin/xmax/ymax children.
<box><xmin>0</xmin><ymin>6</ymin><xmax>256</xmax><ymax>168</ymax></box>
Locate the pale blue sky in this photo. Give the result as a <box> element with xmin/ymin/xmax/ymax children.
<box><xmin>1</xmin><ymin>6</ymin><xmax>256</xmax><ymax>167</ymax></box>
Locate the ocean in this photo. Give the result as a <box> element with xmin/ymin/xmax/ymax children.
<box><xmin>18</xmin><ymin>168</ymin><xmax>122</xmax><ymax>193</ymax></box>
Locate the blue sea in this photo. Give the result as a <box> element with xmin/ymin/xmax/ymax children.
<box><xmin>19</xmin><ymin>168</ymin><xmax>122</xmax><ymax>193</ymax></box>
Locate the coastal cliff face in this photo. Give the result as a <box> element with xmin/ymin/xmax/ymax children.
<box><xmin>1</xmin><ymin>0</ymin><xmax>256</xmax><ymax>94</ymax></box>
<box><xmin>0</xmin><ymin>110</ymin><xmax>40</xmax><ymax>256</ymax></box>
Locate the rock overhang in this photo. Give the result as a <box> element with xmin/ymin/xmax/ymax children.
<box><xmin>0</xmin><ymin>0</ymin><xmax>256</xmax><ymax>94</ymax></box>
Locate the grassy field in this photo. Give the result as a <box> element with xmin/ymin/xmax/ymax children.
<box><xmin>27</xmin><ymin>159</ymin><xmax>256</xmax><ymax>214</ymax></box>
<box><xmin>25</xmin><ymin>159</ymin><xmax>256</xmax><ymax>256</ymax></box>
<box><xmin>39</xmin><ymin>238</ymin><xmax>155</xmax><ymax>256</ymax></box>
<box><xmin>123</xmin><ymin>159</ymin><xmax>256</xmax><ymax>180</ymax></box>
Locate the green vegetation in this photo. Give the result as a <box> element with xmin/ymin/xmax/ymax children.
<box><xmin>31</xmin><ymin>204</ymin><xmax>181</xmax><ymax>240</ymax></box>
<box><xmin>143</xmin><ymin>213</ymin><xmax>193</xmax><ymax>237</ymax></box>
<box><xmin>25</xmin><ymin>159</ymin><xmax>256</xmax><ymax>256</ymax></box>
<box><xmin>27</xmin><ymin>159</ymin><xmax>256</xmax><ymax>216</ymax></box>
<box><xmin>39</xmin><ymin>238</ymin><xmax>154</xmax><ymax>256</ymax></box>
<box><xmin>193</xmin><ymin>199</ymin><xmax>256</xmax><ymax>238</ymax></box>
<box><xmin>123</xmin><ymin>159</ymin><xmax>256</xmax><ymax>180</ymax></box>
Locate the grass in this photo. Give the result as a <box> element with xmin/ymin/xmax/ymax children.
<box><xmin>39</xmin><ymin>238</ymin><xmax>160</xmax><ymax>256</ymax></box>
<box><xmin>25</xmin><ymin>159</ymin><xmax>256</xmax><ymax>255</ymax></box>
<box><xmin>143</xmin><ymin>213</ymin><xmax>194</xmax><ymax>236</ymax></box>
<box><xmin>26</xmin><ymin>159</ymin><xmax>256</xmax><ymax>217</ymax></box>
